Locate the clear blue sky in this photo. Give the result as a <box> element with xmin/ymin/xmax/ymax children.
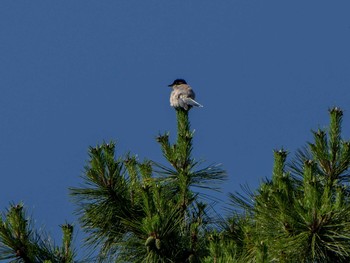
<box><xmin>1</xmin><ymin>0</ymin><xmax>350</xmax><ymax>257</ymax></box>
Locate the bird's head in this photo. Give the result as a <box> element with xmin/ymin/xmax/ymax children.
<box><xmin>168</xmin><ymin>79</ymin><xmax>187</xmax><ymax>87</ymax></box>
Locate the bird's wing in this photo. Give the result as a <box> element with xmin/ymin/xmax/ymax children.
<box><xmin>180</xmin><ymin>101</ymin><xmax>189</xmax><ymax>110</ymax></box>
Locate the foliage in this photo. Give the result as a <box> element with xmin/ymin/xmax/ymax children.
<box><xmin>227</xmin><ymin>107</ymin><xmax>350</xmax><ymax>262</ymax></box>
<box><xmin>2</xmin><ymin>105</ymin><xmax>350</xmax><ymax>263</ymax></box>
<box><xmin>0</xmin><ymin>204</ymin><xmax>75</xmax><ymax>262</ymax></box>
<box><xmin>70</xmin><ymin>108</ymin><xmax>226</xmax><ymax>262</ymax></box>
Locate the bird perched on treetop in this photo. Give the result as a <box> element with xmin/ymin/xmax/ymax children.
<box><xmin>168</xmin><ymin>79</ymin><xmax>203</xmax><ymax>110</ymax></box>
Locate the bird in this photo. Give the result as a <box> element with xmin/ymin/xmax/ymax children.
<box><xmin>168</xmin><ymin>79</ymin><xmax>203</xmax><ymax>110</ymax></box>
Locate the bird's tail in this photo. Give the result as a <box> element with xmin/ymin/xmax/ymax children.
<box><xmin>183</xmin><ymin>98</ymin><xmax>203</xmax><ymax>107</ymax></box>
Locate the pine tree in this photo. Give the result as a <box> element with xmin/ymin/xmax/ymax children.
<box><xmin>227</xmin><ymin>107</ymin><xmax>350</xmax><ymax>262</ymax></box>
<box><xmin>3</xmin><ymin>104</ymin><xmax>350</xmax><ymax>262</ymax></box>
<box><xmin>0</xmin><ymin>203</ymin><xmax>75</xmax><ymax>262</ymax></box>
<box><xmin>70</xmin><ymin>108</ymin><xmax>226</xmax><ymax>262</ymax></box>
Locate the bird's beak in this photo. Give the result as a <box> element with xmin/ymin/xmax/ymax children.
<box><xmin>168</xmin><ymin>84</ymin><xmax>173</xmax><ymax>87</ymax></box>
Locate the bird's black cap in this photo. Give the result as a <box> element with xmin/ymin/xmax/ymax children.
<box><xmin>168</xmin><ymin>79</ymin><xmax>187</xmax><ymax>87</ymax></box>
